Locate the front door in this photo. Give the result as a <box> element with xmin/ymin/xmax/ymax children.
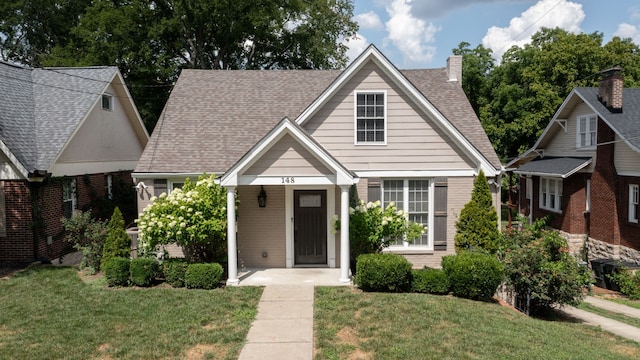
<box><xmin>294</xmin><ymin>190</ymin><xmax>327</xmax><ymax>265</ymax></box>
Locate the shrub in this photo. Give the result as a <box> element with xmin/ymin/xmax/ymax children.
<box><xmin>354</xmin><ymin>253</ymin><xmax>413</xmax><ymax>292</ymax></box>
<box><xmin>411</xmin><ymin>268</ymin><xmax>450</xmax><ymax>294</ymax></box>
<box><xmin>503</xmin><ymin>225</ymin><xmax>591</xmax><ymax>314</ymax></box>
<box><xmin>163</xmin><ymin>258</ymin><xmax>188</xmax><ymax>288</ymax></box>
<box><xmin>62</xmin><ymin>210</ymin><xmax>108</xmax><ymax>274</ymax></box>
<box><xmin>129</xmin><ymin>257</ymin><xmax>159</xmax><ymax>286</ymax></box>
<box><xmin>101</xmin><ymin>207</ymin><xmax>131</xmax><ymax>272</ymax></box>
<box><xmin>185</xmin><ymin>263</ymin><xmax>223</xmax><ymax>289</ymax></box>
<box><xmin>442</xmin><ymin>252</ymin><xmax>504</xmax><ymax>300</ymax></box>
<box><xmin>102</xmin><ymin>257</ymin><xmax>130</xmax><ymax>286</ymax></box>
<box><xmin>137</xmin><ymin>174</ymin><xmax>229</xmax><ymax>263</ymax></box>
<box><xmin>454</xmin><ymin>170</ymin><xmax>502</xmax><ymax>254</ymax></box>
<box><xmin>608</xmin><ymin>268</ymin><xmax>640</xmax><ymax>300</ymax></box>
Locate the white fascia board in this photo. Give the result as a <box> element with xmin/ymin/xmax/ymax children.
<box><xmin>355</xmin><ymin>169</ymin><xmax>478</xmax><ymax>178</ymax></box>
<box><xmin>238</xmin><ymin>175</ymin><xmax>337</xmax><ymax>186</ymax></box>
<box><xmin>131</xmin><ymin>172</ymin><xmax>220</xmax><ymax>179</ymax></box>
<box><xmin>0</xmin><ymin>140</ymin><xmax>29</xmax><ymax>179</ymax></box>
<box><xmin>113</xmin><ymin>70</ymin><xmax>150</xmax><ymax>142</ymax></box>
<box><xmin>296</xmin><ymin>44</ymin><xmax>498</xmax><ymax>177</ymax></box>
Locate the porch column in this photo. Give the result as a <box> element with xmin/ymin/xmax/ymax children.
<box><xmin>339</xmin><ymin>185</ymin><xmax>350</xmax><ymax>282</ymax></box>
<box><xmin>226</xmin><ymin>186</ymin><xmax>239</xmax><ymax>285</ymax></box>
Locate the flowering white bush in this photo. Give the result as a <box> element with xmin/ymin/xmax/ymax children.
<box><xmin>334</xmin><ymin>200</ymin><xmax>426</xmax><ymax>266</ymax></box>
<box><xmin>137</xmin><ymin>174</ymin><xmax>229</xmax><ymax>262</ymax></box>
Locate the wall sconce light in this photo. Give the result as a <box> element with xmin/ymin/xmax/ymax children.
<box><xmin>257</xmin><ymin>185</ymin><xmax>267</xmax><ymax>208</ymax></box>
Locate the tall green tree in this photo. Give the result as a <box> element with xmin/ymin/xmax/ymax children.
<box><xmin>1</xmin><ymin>0</ymin><xmax>358</xmax><ymax>132</ymax></box>
<box><xmin>454</xmin><ymin>170</ymin><xmax>500</xmax><ymax>254</ymax></box>
<box><xmin>101</xmin><ymin>207</ymin><xmax>131</xmax><ymax>272</ymax></box>
<box><xmin>453</xmin><ymin>42</ymin><xmax>495</xmax><ymax>115</ymax></box>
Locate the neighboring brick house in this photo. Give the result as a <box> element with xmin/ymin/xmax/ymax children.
<box><xmin>133</xmin><ymin>45</ymin><xmax>502</xmax><ymax>284</ymax></box>
<box><xmin>0</xmin><ymin>61</ymin><xmax>149</xmax><ymax>263</ymax></box>
<box><xmin>508</xmin><ymin>68</ymin><xmax>640</xmax><ymax>264</ymax></box>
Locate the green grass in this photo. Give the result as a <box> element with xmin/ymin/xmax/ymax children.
<box><xmin>602</xmin><ymin>297</ymin><xmax>640</xmax><ymax>310</ymax></box>
<box><xmin>314</xmin><ymin>287</ymin><xmax>640</xmax><ymax>360</ymax></box>
<box><xmin>577</xmin><ymin>302</ymin><xmax>640</xmax><ymax>328</ymax></box>
<box><xmin>0</xmin><ymin>265</ymin><xmax>262</xmax><ymax>359</ymax></box>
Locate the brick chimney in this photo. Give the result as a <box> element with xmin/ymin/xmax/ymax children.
<box><xmin>447</xmin><ymin>55</ymin><xmax>462</xmax><ymax>85</ymax></box>
<box><xmin>597</xmin><ymin>67</ymin><xmax>623</xmax><ymax>113</ymax></box>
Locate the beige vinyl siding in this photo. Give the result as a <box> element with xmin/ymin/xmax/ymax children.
<box><xmin>615</xmin><ymin>135</ymin><xmax>640</xmax><ymax>176</ymax></box>
<box><xmin>545</xmin><ymin>103</ymin><xmax>597</xmax><ymax>158</ymax></box>
<box><xmin>244</xmin><ymin>134</ymin><xmax>332</xmax><ymax>176</ymax></box>
<box><xmin>304</xmin><ymin>61</ymin><xmax>474</xmax><ymax>171</ymax></box>
<box><xmin>237</xmin><ymin>185</ymin><xmax>286</xmax><ymax>267</ymax></box>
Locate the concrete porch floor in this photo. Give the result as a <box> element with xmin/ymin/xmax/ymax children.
<box><xmin>236</xmin><ymin>268</ymin><xmax>351</xmax><ymax>286</ymax></box>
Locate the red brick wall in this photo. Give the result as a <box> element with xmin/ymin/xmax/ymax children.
<box><xmin>1</xmin><ymin>171</ymin><xmax>134</xmax><ymax>263</ymax></box>
<box><xmin>0</xmin><ymin>181</ymin><xmax>34</xmax><ymax>262</ymax></box>
<box><xmin>590</xmin><ymin>119</ymin><xmax>619</xmax><ymax>245</ymax></box>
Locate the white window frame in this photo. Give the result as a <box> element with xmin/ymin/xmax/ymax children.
<box><xmin>539</xmin><ymin>177</ymin><xmax>563</xmax><ymax>213</ymax></box>
<box><xmin>62</xmin><ymin>178</ymin><xmax>77</xmax><ymax>218</ymax></box>
<box><xmin>169</xmin><ymin>180</ymin><xmax>185</xmax><ymax>193</ymax></box>
<box><xmin>576</xmin><ymin>114</ymin><xmax>597</xmax><ymax>148</ymax></box>
<box><xmin>381</xmin><ymin>179</ymin><xmax>433</xmax><ymax>250</ymax></box>
<box><xmin>354</xmin><ymin>90</ymin><xmax>387</xmax><ymax>145</ymax></box>
<box><xmin>101</xmin><ymin>94</ymin><xmax>113</xmax><ymax>111</ymax></box>
<box><xmin>629</xmin><ymin>184</ymin><xmax>639</xmax><ymax>223</ymax></box>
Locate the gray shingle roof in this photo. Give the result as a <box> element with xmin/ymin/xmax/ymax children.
<box><xmin>575</xmin><ymin>87</ymin><xmax>640</xmax><ymax>151</ymax></box>
<box><xmin>0</xmin><ymin>62</ymin><xmax>117</xmax><ymax>173</ymax></box>
<box><xmin>136</xmin><ymin>65</ymin><xmax>501</xmax><ymax>174</ymax></box>
<box><xmin>514</xmin><ymin>157</ymin><xmax>592</xmax><ymax>178</ymax></box>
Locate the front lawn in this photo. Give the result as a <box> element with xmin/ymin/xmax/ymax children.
<box><xmin>314</xmin><ymin>287</ymin><xmax>640</xmax><ymax>360</ymax></box>
<box><xmin>0</xmin><ymin>266</ymin><xmax>262</xmax><ymax>359</ymax></box>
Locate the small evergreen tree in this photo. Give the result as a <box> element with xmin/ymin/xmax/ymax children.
<box><xmin>454</xmin><ymin>170</ymin><xmax>501</xmax><ymax>253</ymax></box>
<box><xmin>101</xmin><ymin>207</ymin><xmax>131</xmax><ymax>272</ymax></box>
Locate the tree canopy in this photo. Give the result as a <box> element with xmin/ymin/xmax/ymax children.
<box><xmin>1</xmin><ymin>0</ymin><xmax>358</xmax><ymax>131</ymax></box>
<box><xmin>456</xmin><ymin>27</ymin><xmax>640</xmax><ymax>161</ymax></box>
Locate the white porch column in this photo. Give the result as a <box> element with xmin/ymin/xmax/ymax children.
<box><xmin>339</xmin><ymin>185</ymin><xmax>351</xmax><ymax>282</ymax></box>
<box><xmin>226</xmin><ymin>186</ymin><xmax>239</xmax><ymax>285</ymax></box>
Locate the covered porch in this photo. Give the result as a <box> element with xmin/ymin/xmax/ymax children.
<box><xmin>236</xmin><ymin>268</ymin><xmax>351</xmax><ymax>286</ymax></box>
<box><xmin>220</xmin><ymin>118</ymin><xmax>358</xmax><ymax>285</ymax></box>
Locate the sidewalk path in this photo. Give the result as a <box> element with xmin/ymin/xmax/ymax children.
<box><xmin>559</xmin><ymin>296</ymin><xmax>640</xmax><ymax>343</ymax></box>
<box><xmin>238</xmin><ymin>285</ymin><xmax>314</xmax><ymax>360</ymax></box>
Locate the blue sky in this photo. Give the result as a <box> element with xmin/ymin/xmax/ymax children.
<box><xmin>347</xmin><ymin>0</ymin><xmax>640</xmax><ymax>68</ymax></box>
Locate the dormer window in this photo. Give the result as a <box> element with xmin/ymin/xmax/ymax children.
<box><xmin>101</xmin><ymin>94</ymin><xmax>113</xmax><ymax>111</ymax></box>
<box><xmin>577</xmin><ymin>114</ymin><xmax>597</xmax><ymax>148</ymax></box>
<box><xmin>355</xmin><ymin>91</ymin><xmax>386</xmax><ymax>144</ymax></box>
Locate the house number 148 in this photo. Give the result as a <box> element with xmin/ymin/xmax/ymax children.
<box><xmin>281</xmin><ymin>177</ymin><xmax>295</xmax><ymax>184</ymax></box>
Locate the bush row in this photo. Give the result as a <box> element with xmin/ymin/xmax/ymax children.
<box><xmin>102</xmin><ymin>257</ymin><xmax>223</xmax><ymax>289</ymax></box>
<box><xmin>353</xmin><ymin>252</ymin><xmax>503</xmax><ymax>301</ymax></box>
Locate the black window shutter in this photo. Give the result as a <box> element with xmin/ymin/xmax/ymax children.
<box><xmin>433</xmin><ymin>178</ymin><xmax>448</xmax><ymax>251</ymax></box>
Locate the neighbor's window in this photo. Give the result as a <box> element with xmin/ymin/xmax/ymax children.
<box><xmin>101</xmin><ymin>94</ymin><xmax>113</xmax><ymax>111</ymax></box>
<box><xmin>577</xmin><ymin>114</ymin><xmax>597</xmax><ymax>148</ymax></box>
<box><xmin>383</xmin><ymin>179</ymin><xmax>430</xmax><ymax>247</ymax></box>
<box><xmin>629</xmin><ymin>184</ymin><xmax>639</xmax><ymax>223</ymax></box>
<box><xmin>355</xmin><ymin>91</ymin><xmax>386</xmax><ymax>144</ymax></box>
<box><xmin>62</xmin><ymin>178</ymin><xmax>77</xmax><ymax>218</ymax></box>
<box><xmin>540</xmin><ymin>177</ymin><xmax>562</xmax><ymax>213</ymax></box>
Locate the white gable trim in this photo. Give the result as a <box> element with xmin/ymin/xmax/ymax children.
<box><xmin>295</xmin><ymin>44</ymin><xmax>499</xmax><ymax>177</ymax></box>
<box><xmin>49</xmin><ymin>70</ymin><xmax>149</xmax><ymax>173</ymax></box>
<box><xmin>0</xmin><ymin>139</ymin><xmax>29</xmax><ymax>179</ymax></box>
<box><xmin>220</xmin><ymin>118</ymin><xmax>357</xmax><ymax>187</ymax></box>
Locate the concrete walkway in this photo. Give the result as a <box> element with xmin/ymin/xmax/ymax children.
<box><xmin>559</xmin><ymin>296</ymin><xmax>640</xmax><ymax>343</ymax></box>
<box><xmin>238</xmin><ymin>285</ymin><xmax>315</xmax><ymax>360</ymax></box>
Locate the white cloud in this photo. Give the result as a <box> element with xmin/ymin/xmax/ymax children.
<box><xmin>482</xmin><ymin>0</ymin><xmax>584</xmax><ymax>61</ymax></box>
<box><xmin>614</xmin><ymin>23</ymin><xmax>640</xmax><ymax>44</ymax></box>
<box><xmin>410</xmin><ymin>0</ymin><xmax>520</xmax><ymax>19</ymax></box>
<box><xmin>343</xmin><ymin>34</ymin><xmax>369</xmax><ymax>64</ymax></box>
<box><xmin>354</xmin><ymin>11</ymin><xmax>384</xmax><ymax>30</ymax></box>
<box><xmin>385</xmin><ymin>0</ymin><xmax>440</xmax><ymax>65</ymax></box>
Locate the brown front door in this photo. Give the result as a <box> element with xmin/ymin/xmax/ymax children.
<box><xmin>294</xmin><ymin>190</ymin><xmax>327</xmax><ymax>265</ymax></box>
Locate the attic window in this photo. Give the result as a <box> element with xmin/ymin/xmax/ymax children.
<box><xmin>576</xmin><ymin>114</ymin><xmax>597</xmax><ymax>148</ymax></box>
<box><xmin>101</xmin><ymin>94</ymin><xmax>113</xmax><ymax>111</ymax></box>
<box><xmin>355</xmin><ymin>91</ymin><xmax>386</xmax><ymax>144</ymax></box>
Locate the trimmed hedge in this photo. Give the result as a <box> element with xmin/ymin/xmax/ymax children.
<box><xmin>103</xmin><ymin>257</ymin><xmax>130</xmax><ymax>287</ymax></box>
<box><xmin>411</xmin><ymin>268</ymin><xmax>450</xmax><ymax>294</ymax></box>
<box><xmin>442</xmin><ymin>252</ymin><xmax>504</xmax><ymax>300</ymax></box>
<box><xmin>354</xmin><ymin>253</ymin><xmax>412</xmax><ymax>292</ymax></box>
<box><xmin>163</xmin><ymin>258</ymin><xmax>188</xmax><ymax>288</ymax></box>
<box><xmin>130</xmin><ymin>257</ymin><xmax>159</xmax><ymax>287</ymax></box>
<box><xmin>185</xmin><ymin>263</ymin><xmax>223</xmax><ymax>289</ymax></box>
